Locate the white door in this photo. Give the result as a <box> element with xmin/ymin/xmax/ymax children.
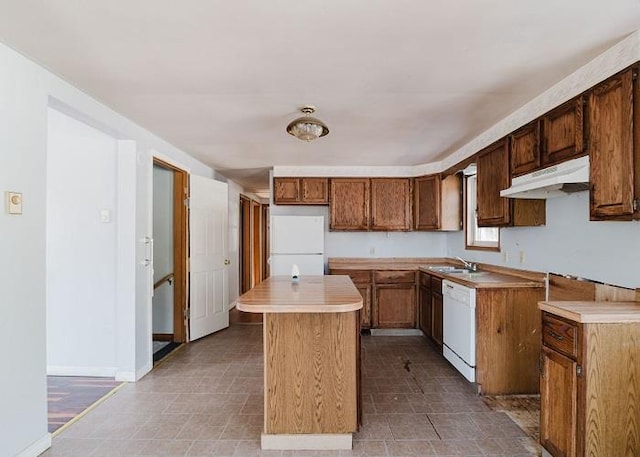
<box><xmin>189</xmin><ymin>175</ymin><xmax>229</xmax><ymax>341</ymax></box>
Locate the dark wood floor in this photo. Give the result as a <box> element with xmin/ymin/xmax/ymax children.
<box><xmin>48</xmin><ymin>376</ymin><xmax>123</xmax><ymax>433</ymax></box>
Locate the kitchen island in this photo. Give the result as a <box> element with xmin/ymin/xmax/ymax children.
<box><xmin>236</xmin><ymin>275</ymin><xmax>363</xmax><ymax>450</ymax></box>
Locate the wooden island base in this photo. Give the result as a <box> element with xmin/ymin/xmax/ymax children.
<box><xmin>236</xmin><ymin>276</ymin><xmax>363</xmax><ymax>451</ymax></box>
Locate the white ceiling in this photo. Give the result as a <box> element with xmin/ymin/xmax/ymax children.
<box><xmin>2</xmin><ymin>1</ymin><xmax>640</xmax><ymax>192</ymax></box>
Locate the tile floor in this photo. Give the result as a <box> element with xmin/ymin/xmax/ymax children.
<box><xmin>42</xmin><ymin>324</ymin><xmax>540</xmax><ymax>456</ymax></box>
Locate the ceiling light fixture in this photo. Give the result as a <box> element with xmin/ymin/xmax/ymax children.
<box><xmin>286</xmin><ymin>105</ymin><xmax>329</xmax><ymax>142</ymax></box>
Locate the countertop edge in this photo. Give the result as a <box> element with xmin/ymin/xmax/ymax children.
<box><xmin>236</xmin><ymin>300</ymin><xmax>363</xmax><ymax>314</ymax></box>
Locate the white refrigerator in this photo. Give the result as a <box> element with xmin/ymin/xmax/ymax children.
<box><xmin>269</xmin><ymin>215</ymin><xmax>325</xmax><ymax>276</ymax></box>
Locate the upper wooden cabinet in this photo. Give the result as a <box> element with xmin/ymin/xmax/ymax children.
<box><xmin>414</xmin><ymin>174</ymin><xmax>462</xmax><ymax>231</ymax></box>
<box><xmin>370</xmin><ymin>178</ymin><xmax>412</xmax><ymax>231</ymax></box>
<box><xmin>477</xmin><ymin>139</ymin><xmax>546</xmax><ymax>227</ymax></box>
<box><xmin>477</xmin><ymin>140</ymin><xmax>512</xmax><ymax>226</ymax></box>
<box><xmin>588</xmin><ymin>68</ymin><xmax>640</xmax><ymax>221</ymax></box>
<box><xmin>510</xmin><ymin>121</ymin><xmax>541</xmax><ymax>176</ymax></box>
<box><xmin>329</xmin><ymin>178</ymin><xmax>371</xmax><ymax>230</ymax></box>
<box><xmin>273</xmin><ymin>177</ymin><xmax>328</xmax><ymax>205</ymax></box>
<box><xmin>541</xmin><ymin>96</ymin><xmax>585</xmax><ymax>166</ymax></box>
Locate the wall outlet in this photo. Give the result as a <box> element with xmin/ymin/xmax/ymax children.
<box><xmin>369</xmin><ymin>246</ymin><xmax>376</xmax><ymax>256</ymax></box>
<box><xmin>5</xmin><ymin>191</ymin><xmax>22</xmax><ymax>214</ymax></box>
<box><xmin>502</xmin><ymin>251</ymin><xmax>509</xmax><ymax>263</ymax></box>
<box><xmin>519</xmin><ymin>250</ymin><xmax>525</xmax><ymax>264</ymax></box>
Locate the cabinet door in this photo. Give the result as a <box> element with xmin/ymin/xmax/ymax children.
<box><xmin>414</xmin><ymin>175</ymin><xmax>441</xmax><ymax>230</ymax></box>
<box><xmin>329</xmin><ymin>178</ymin><xmax>371</xmax><ymax>230</ymax></box>
<box><xmin>540</xmin><ymin>346</ymin><xmax>578</xmax><ymax>457</ymax></box>
<box><xmin>273</xmin><ymin>178</ymin><xmax>300</xmax><ymax>204</ymax></box>
<box><xmin>589</xmin><ymin>69</ymin><xmax>637</xmax><ymax>220</ymax></box>
<box><xmin>356</xmin><ymin>284</ymin><xmax>372</xmax><ymax>329</ymax></box>
<box><xmin>371</xmin><ymin>178</ymin><xmax>412</xmax><ymax>231</ymax></box>
<box><xmin>301</xmin><ymin>178</ymin><xmax>328</xmax><ymax>204</ymax></box>
<box><xmin>510</xmin><ymin>121</ymin><xmax>541</xmax><ymax>176</ymax></box>
<box><xmin>432</xmin><ymin>292</ymin><xmax>443</xmax><ymax>347</ymax></box>
<box><xmin>374</xmin><ymin>285</ymin><xmax>416</xmax><ymax>328</ymax></box>
<box><xmin>476</xmin><ymin>140</ymin><xmax>511</xmax><ymax>227</ymax></box>
<box><xmin>541</xmin><ymin>96</ymin><xmax>585</xmax><ymax>166</ymax></box>
<box><xmin>419</xmin><ymin>285</ymin><xmax>432</xmax><ymax>337</ymax></box>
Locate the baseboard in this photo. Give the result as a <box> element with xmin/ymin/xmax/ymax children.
<box><xmin>152</xmin><ymin>333</ymin><xmax>173</xmax><ymax>341</ymax></box>
<box><xmin>47</xmin><ymin>365</ymin><xmax>117</xmax><ymax>377</ymax></box>
<box><xmin>135</xmin><ymin>361</ymin><xmax>153</xmax><ymax>381</ymax></box>
<box><xmin>15</xmin><ymin>433</ymin><xmax>51</xmax><ymax>457</ymax></box>
<box><xmin>370</xmin><ymin>328</ymin><xmax>423</xmax><ymax>336</ymax></box>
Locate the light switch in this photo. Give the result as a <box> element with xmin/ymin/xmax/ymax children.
<box><xmin>6</xmin><ymin>191</ymin><xmax>22</xmax><ymax>214</ymax></box>
<box><xmin>100</xmin><ymin>209</ymin><xmax>111</xmax><ymax>223</ymax></box>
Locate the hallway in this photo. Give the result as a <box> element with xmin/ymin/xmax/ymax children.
<box><xmin>42</xmin><ymin>323</ymin><xmax>538</xmax><ymax>456</ymax></box>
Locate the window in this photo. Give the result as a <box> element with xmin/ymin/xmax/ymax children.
<box><xmin>465</xmin><ymin>173</ymin><xmax>500</xmax><ymax>250</ymax></box>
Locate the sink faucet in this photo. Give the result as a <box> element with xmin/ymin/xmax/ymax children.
<box><xmin>456</xmin><ymin>256</ymin><xmax>477</xmax><ymax>272</ymax></box>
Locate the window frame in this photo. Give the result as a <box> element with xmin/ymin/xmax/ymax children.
<box><xmin>464</xmin><ymin>173</ymin><xmax>500</xmax><ymax>252</ymax></box>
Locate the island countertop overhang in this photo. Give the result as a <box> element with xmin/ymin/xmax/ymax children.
<box><xmin>236</xmin><ymin>275</ymin><xmax>364</xmax><ymax>313</ymax></box>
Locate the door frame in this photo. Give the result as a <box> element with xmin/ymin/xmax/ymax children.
<box><xmin>152</xmin><ymin>158</ymin><xmax>189</xmax><ymax>343</ymax></box>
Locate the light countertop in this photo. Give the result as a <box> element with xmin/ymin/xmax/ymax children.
<box><xmin>539</xmin><ymin>300</ymin><xmax>640</xmax><ymax>323</ymax></box>
<box><xmin>236</xmin><ymin>275</ymin><xmax>363</xmax><ymax>314</ymax></box>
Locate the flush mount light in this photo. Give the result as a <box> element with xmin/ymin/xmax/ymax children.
<box><xmin>286</xmin><ymin>105</ymin><xmax>329</xmax><ymax>142</ymax></box>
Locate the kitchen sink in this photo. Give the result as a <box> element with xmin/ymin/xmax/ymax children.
<box><xmin>427</xmin><ymin>265</ymin><xmax>474</xmax><ymax>274</ymax></box>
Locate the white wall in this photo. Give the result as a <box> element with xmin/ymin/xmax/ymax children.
<box><xmin>46</xmin><ymin>108</ymin><xmax>119</xmax><ymax>375</ymax></box>
<box><xmin>227</xmin><ymin>180</ymin><xmax>242</xmax><ymax>304</ymax></box>
<box><xmin>0</xmin><ymin>41</ymin><xmax>49</xmax><ymax>457</ymax></box>
<box><xmin>152</xmin><ymin>165</ymin><xmax>174</xmax><ymax>334</ymax></box>
<box><xmin>0</xmin><ymin>41</ymin><xmax>220</xmax><ymax>456</ymax></box>
<box><xmin>447</xmin><ymin>192</ymin><xmax>640</xmax><ymax>289</ymax></box>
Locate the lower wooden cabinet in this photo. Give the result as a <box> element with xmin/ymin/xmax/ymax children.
<box><xmin>374</xmin><ymin>283</ymin><xmax>416</xmax><ymax>328</ymax></box>
<box><xmin>419</xmin><ymin>272</ymin><xmax>443</xmax><ymax>347</ymax></box>
<box><xmin>540</xmin><ymin>311</ymin><xmax>640</xmax><ymax>456</ymax></box>
<box><xmin>329</xmin><ymin>269</ymin><xmax>372</xmax><ymax>329</ymax></box>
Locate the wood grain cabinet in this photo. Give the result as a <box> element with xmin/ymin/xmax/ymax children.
<box><xmin>273</xmin><ymin>177</ymin><xmax>328</xmax><ymax>205</ymax></box>
<box><xmin>414</xmin><ymin>174</ymin><xmax>462</xmax><ymax>231</ymax></box>
<box><xmin>329</xmin><ymin>269</ymin><xmax>373</xmax><ymax>329</ymax></box>
<box><xmin>476</xmin><ymin>139</ymin><xmax>546</xmax><ymax>227</ymax></box>
<box><xmin>540</xmin><ymin>95</ymin><xmax>585</xmax><ymax>166</ymax></box>
<box><xmin>418</xmin><ymin>272</ymin><xmax>442</xmax><ymax>348</ymax></box>
<box><xmin>329</xmin><ymin>178</ymin><xmax>371</xmax><ymax>230</ymax></box>
<box><xmin>370</xmin><ymin>178</ymin><xmax>412</xmax><ymax>231</ymax></box>
<box><xmin>540</xmin><ymin>311</ymin><xmax>640</xmax><ymax>456</ymax></box>
<box><xmin>588</xmin><ymin>67</ymin><xmax>640</xmax><ymax>220</ymax></box>
<box><xmin>373</xmin><ymin>270</ymin><xmax>416</xmax><ymax>328</ymax></box>
<box><xmin>509</xmin><ymin>121</ymin><xmax>541</xmax><ymax>177</ymax></box>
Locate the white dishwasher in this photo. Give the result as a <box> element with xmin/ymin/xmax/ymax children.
<box><xmin>442</xmin><ymin>280</ymin><xmax>477</xmax><ymax>382</ymax></box>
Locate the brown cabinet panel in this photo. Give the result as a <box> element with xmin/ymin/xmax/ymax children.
<box><xmin>301</xmin><ymin>178</ymin><xmax>328</xmax><ymax>204</ymax></box>
<box><xmin>510</xmin><ymin>121</ymin><xmax>540</xmax><ymax>176</ymax></box>
<box><xmin>542</xmin><ymin>313</ymin><xmax>578</xmax><ymax>359</ymax></box>
<box><xmin>477</xmin><ymin>140</ymin><xmax>511</xmax><ymax>226</ymax></box>
<box><xmin>374</xmin><ymin>270</ymin><xmax>415</xmax><ymax>284</ymax></box>
<box><xmin>330</xmin><ymin>269</ymin><xmax>372</xmax><ymax>285</ymax></box>
<box><xmin>370</xmin><ymin>178</ymin><xmax>412</xmax><ymax>231</ymax></box>
<box><xmin>541</xmin><ymin>96</ymin><xmax>585</xmax><ymax>166</ymax></box>
<box><xmin>273</xmin><ymin>177</ymin><xmax>300</xmax><ymax>204</ymax></box>
<box><xmin>589</xmin><ymin>68</ymin><xmax>638</xmax><ymax>220</ymax></box>
<box><xmin>414</xmin><ymin>174</ymin><xmax>462</xmax><ymax>231</ymax></box>
<box><xmin>419</xmin><ymin>284</ymin><xmax>432</xmax><ymax>338</ymax></box>
<box><xmin>273</xmin><ymin>177</ymin><xmax>328</xmax><ymax>205</ymax></box>
<box><xmin>329</xmin><ymin>178</ymin><xmax>371</xmax><ymax>230</ymax></box>
<box><xmin>477</xmin><ymin>139</ymin><xmax>546</xmax><ymax>227</ymax></box>
<box><xmin>374</xmin><ymin>284</ymin><xmax>416</xmax><ymax>328</ymax></box>
<box><xmin>431</xmin><ymin>292</ymin><xmax>443</xmax><ymax>346</ymax></box>
<box><xmin>540</xmin><ymin>346</ymin><xmax>578</xmax><ymax>457</ymax></box>
<box><xmin>356</xmin><ymin>284</ymin><xmax>372</xmax><ymax>329</ymax></box>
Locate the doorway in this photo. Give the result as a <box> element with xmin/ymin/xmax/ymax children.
<box><xmin>239</xmin><ymin>196</ymin><xmax>269</xmax><ymax>294</ymax></box>
<box><xmin>152</xmin><ymin>158</ymin><xmax>188</xmax><ymax>360</ymax></box>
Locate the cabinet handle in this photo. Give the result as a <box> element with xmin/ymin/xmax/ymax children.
<box><xmin>548</xmin><ymin>330</ymin><xmax>564</xmax><ymax>341</ymax></box>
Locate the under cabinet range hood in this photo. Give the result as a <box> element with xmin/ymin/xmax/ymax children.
<box><xmin>500</xmin><ymin>155</ymin><xmax>590</xmax><ymax>199</ymax></box>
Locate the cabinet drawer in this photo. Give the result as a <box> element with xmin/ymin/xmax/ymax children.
<box><xmin>375</xmin><ymin>270</ymin><xmax>415</xmax><ymax>284</ymax></box>
<box><xmin>330</xmin><ymin>269</ymin><xmax>372</xmax><ymax>284</ymax></box>
<box><xmin>419</xmin><ymin>272</ymin><xmax>431</xmax><ymax>287</ymax></box>
<box><xmin>431</xmin><ymin>276</ymin><xmax>442</xmax><ymax>293</ymax></box>
<box><xmin>542</xmin><ymin>313</ymin><xmax>579</xmax><ymax>359</ymax></box>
